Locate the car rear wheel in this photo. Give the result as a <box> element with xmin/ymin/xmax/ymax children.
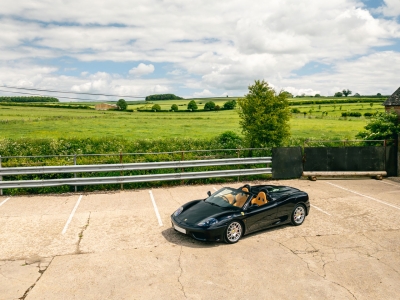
<box><xmin>224</xmin><ymin>221</ymin><xmax>243</xmax><ymax>244</ymax></box>
<box><xmin>291</xmin><ymin>204</ymin><xmax>306</xmax><ymax>226</ymax></box>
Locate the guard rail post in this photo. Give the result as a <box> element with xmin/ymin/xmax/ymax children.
<box><xmin>237</xmin><ymin>149</ymin><xmax>240</xmax><ymax>182</ymax></box>
<box><xmin>181</xmin><ymin>151</ymin><xmax>184</xmax><ymax>185</ymax></box>
<box><xmin>120</xmin><ymin>152</ymin><xmax>123</xmax><ymax>190</ymax></box>
<box><xmin>74</xmin><ymin>154</ymin><xmax>77</xmax><ymax>193</ymax></box>
<box><xmin>0</xmin><ymin>155</ymin><xmax>2</xmax><ymax>196</ymax></box>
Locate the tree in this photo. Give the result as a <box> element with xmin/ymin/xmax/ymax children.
<box><xmin>314</xmin><ymin>94</ymin><xmax>321</xmax><ymax>97</ymax></box>
<box><xmin>223</xmin><ymin>99</ymin><xmax>237</xmax><ymax>110</ymax></box>
<box><xmin>116</xmin><ymin>99</ymin><xmax>127</xmax><ymax>110</ymax></box>
<box><xmin>187</xmin><ymin>100</ymin><xmax>198</xmax><ymax>111</ymax></box>
<box><xmin>237</xmin><ymin>80</ymin><xmax>291</xmax><ymax>148</ymax></box>
<box><xmin>342</xmin><ymin>89</ymin><xmax>352</xmax><ymax>97</ymax></box>
<box><xmin>204</xmin><ymin>101</ymin><xmax>216</xmax><ymax>110</ymax></box>
<box><xmin>377</xmin><ymin>93</ymin><xmax>382</xmax><ymax>97</ymax></box>
<box><xmin>334</xmin><ymin>92</ymin><xmax>343</xmax><ymax>97</ymax></box>
<box><xmin>356</xmin><ymin>110</ymin><xmax>400</xmax><ymax>141</ymax></box>
<box><xmin>152</xmin><ymin>104</ymin><xmax>161</xmax><ymax>111</ymax></box>
<box><xmin>171</xmin><ymin>104</ymin><xmax>178</xmax><ymax>112</ymax></box>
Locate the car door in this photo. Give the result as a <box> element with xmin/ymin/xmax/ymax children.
<box><xmin>244</xmin><ymin>201</ymin><xmax>279</xmax><ymax>233</ymax></box>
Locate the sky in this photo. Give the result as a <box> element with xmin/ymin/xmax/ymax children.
<box><xmin>0</xmin><ymin>0</ymin><xmax>399</xmax><ymax>101</ymax></box>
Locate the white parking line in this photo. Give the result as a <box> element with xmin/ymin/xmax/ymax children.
<box><xmin>381</xmin><ymin>180</ymin><xmax>400</xmax><ymax>188</ymax></box>
<box><xmin>326</xmin><ymin>182</ymin><xmax>400</xmax><ymax>211</ymax></box>
<box><xmin>213</xmin><ymin>187</ymin><xmax>218</xmax><ymax>191</ymax></box>
<box><xmin>311</xmin><ymin>204</ymin><xmax>331</xmax><ymax>216</ymax></box>
<box><xmin>149</xmin><ymin>190</ymin><xmax>163</xmax><ymax>227</ymax></box>
<box><xmin>62</xmin><ymin>195</ymin><xmax>83</xmax><ymax>235</ymax></box>
<box><xmin>0</xmin><ymin>197</ymin><xmax>10</xmax><ymax>207</ymax></box>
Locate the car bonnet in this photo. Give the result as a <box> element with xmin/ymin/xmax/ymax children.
<box><xmin>175</xmin><ymin>200</ymin><xmax>229</xmax><ymax>226</ymax></box>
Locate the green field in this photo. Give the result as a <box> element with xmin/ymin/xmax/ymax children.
<box><xmin>0</xmin><ymin>97</ymin><xmax>385</xmax><ymax>141</ymax></box>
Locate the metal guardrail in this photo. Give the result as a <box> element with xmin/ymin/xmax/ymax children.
<box><xmin>0</xmin><ymin>157</ymin><xmax>272</xmax><ymax>190</ymax></box>
<box><xmin>0</xmin><ymin>168</ymin><xmax>271</xmax><ymax>189</ymax></box>
<box><xmin>0</xmin><ymin>157</ymin><xmax>272</xmax><ymax>176</ymax></box>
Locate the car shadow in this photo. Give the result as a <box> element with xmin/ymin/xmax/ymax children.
<box><xmin>161</xmin><ymin>227</ymin><xmax>220</xmax><ymax>248</ymax></box>
<box><xmin>161</xmin><ymin>223</ymin><xmax>292</xmax><ymax>248</ymax></box>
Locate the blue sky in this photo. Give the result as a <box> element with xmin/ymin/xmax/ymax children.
<box><xmin>0</xmin><ymin>0</ymin><xmax>399</xmax><ymax>101</ymax></box>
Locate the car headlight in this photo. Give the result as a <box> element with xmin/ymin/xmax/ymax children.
<box><xmin>173</xmin><ymin>206</ymin><xmax>184</xmax><ymax>217</ymax></box>
<box><xmin>198</xmin><ymin>217</ymin><xmax>219</xmax><ymax>227</ymax></box>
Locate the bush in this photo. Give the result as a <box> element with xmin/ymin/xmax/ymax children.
<box><xmin>342</xmin><ymin>112</ymin><xmax>361</xmax><ymax>117</ymax></box>
<box><xmin>364</xmin><ymin>112</ymin><xmax>373</xmax><ymax>117</ymax></box>
<box><xmin>334</xmin><ymin>92</ymin><xmax>343</xmax><ymax>97</ymax></box>
<box><xmin>117</xmin><ymin>99</ymin><xmax>127</xmax><ymax>111</ymax></box>
<box><xmin>204</xmin><ymin>101</ymin><xmax>216</xmax><ymax>110</ymax></box>
<box><xmin>152</xmin><ymin>104</ymin><xmax>161</xmax><ymax>111</ymax></box>
<box><xmin>187</xmin><ymin>100</ymin><xmax>198</xmax><ymax>111</ymax></box>
<box><xmin>216</xmin><ymin>131</ymin><xmax>243</xmax><ymax>149</ymax></box>
<box><xmin>291</xmin><ymin>108</ymin><xmax>301</xmax><ymax>113</ymax></box>
<box><xmin>223</xmin><ymin>100</ymin><xmax>237</xmax><ymax>110</ymax></box>
<box><xmin>171</xmin><ymin>104</ymin><xmax>178</xmax><ymax>112</ymax></box>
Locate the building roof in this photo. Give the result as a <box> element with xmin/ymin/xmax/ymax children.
<box><xmin>383</xmin><ymin>87</ymin><xmax>400</xmax><ymax>106</ymax></box>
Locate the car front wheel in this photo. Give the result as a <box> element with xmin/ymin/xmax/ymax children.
<box><xmin>224</xmin><ymin>221</ymin><xmax>243</xmax><ymax>244</ymax></box>
<box><xmin>291</xmin><ymin>205</ymin><xmax>306</xmax><ymax>226</ymax></box>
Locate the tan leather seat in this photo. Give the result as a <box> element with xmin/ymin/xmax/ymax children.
<box><xmin>224</xmin><ymin>194</ymin><xmax>236</xmax><ymax>205</ymax></box>
<box><xmin>242</xmin><ymin>187</ymin><xmax>249</xmax><ymax>193</ymax></box>
<box><xmin>234</xmin><ymin>193</ymin><xmax>248</xmax><ymax>207</ymax></box>
<box><xmin>251</xmin><ymin>191</ymin><xmax>268</xmax><ymax>206</ymax></box>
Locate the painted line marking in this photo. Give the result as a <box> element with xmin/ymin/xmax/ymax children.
<box><xmin>213</xmin><ymin>187</ymin><xmax>218</xmax><ymax>191</ymax></box>
<box><xmin>0</xmin><ymin>197</ymin><xmax>10</xmax><ymax>207</ymax></box>
<box><xmin>311</xmin><ymin>204</ymin><xmax>331</xmax><ymax>216</ymax></box>
<box><xmin>149</xmin><ymin>190</ymin><xmax>163</xmax><ymax>227</ymax></box>
<box><xmin>62</xmin><ymin>195</ymin><xmax>83</xmax><ymax>235</ymax></box>
<box><xmin>326</xmin><ymin>182</ymin><xmax>400</xmax><ymax>211</ymax></box>
<box><xmin>381</xmin><ymin>180</ymin><xmax>400</xmax><ymax>188</ymax></box>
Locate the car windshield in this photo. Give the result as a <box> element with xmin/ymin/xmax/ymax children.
<box><xmin>205</xmin><ymin>187</ymin><xmax>250</xmax><ymax>209</ymax></box>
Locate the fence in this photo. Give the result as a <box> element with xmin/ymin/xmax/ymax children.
<box><xmin>0</xmin><ymin>148</ymin><xmax>272</xmax><ymax>194</ymax></box>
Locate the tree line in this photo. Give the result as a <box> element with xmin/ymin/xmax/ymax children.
<box><xmin>0</xmin><ymin>96</ymin><xmax>59</xmax><ymax>103</ymax></box>
<box><xmin>145</xmin><ymin>94</ymin><xmax>183</xmax><ymax>101</ymax></box>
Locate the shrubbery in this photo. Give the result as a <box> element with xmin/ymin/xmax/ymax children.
<box><xmin>341</xmin><ymin>112</ymin><xmax>361</xmax><ymax>117</ymax></box>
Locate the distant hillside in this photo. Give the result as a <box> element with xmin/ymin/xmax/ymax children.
<box><xmin>0</xmin><ymin>96</ymin><xmax>59</xmax><ymax>103</ymax></box>
<box><xmin>145</xmin><ymin>94</ymin><xmax>183</xmax><ymax>101</ymax></box>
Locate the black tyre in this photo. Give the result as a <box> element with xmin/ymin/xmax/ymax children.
<box><xmin>291</xmin><ymin>204</ymin><xmax>306</xmax><ymax>226</ymax></box>
<box><xmin>224</xmin><ymin>221</ymin><xmax>243</xmax><ymax>244</ymax></box>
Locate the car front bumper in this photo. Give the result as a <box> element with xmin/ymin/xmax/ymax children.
<box><xmin>171</xmin><ymin>217</ymin><xmax>227</xmax><ymax>242</ymax></box>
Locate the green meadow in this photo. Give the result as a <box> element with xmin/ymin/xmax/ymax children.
<box><xmin>0</xmin><ymin>97</ymin><xmax>384</xmax><ymax>141</ymax></box>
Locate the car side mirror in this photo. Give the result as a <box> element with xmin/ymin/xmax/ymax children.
<box><xmin>207</xmin><ymin>191</ymin><xmax>211</xmax><ymax>197</ymax></box>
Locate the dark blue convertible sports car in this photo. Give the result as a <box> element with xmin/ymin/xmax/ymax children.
<box><xmin>171</xmin><ymin>184</ymin><xmax>310</xmax><ymax>244</ymax></box>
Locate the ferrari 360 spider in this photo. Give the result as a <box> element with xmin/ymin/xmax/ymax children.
<box><xmin>171</xmin><ymin>184</ymin><xmax>310</xmax><ymax>243</ymax></box>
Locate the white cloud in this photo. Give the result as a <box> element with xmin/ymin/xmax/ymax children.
<box><xmin>129</xmin><ymin>63</ymin><xmax>155</xmax><ymax>76</ymax></box>
<box><xmin>283</xmin><ymin>87</ymin><xmax>321</xmax><ymax>97</ymax></box>
<box><xmin>0</xmin><ymin>0</ymin><xmax>399</xmax><ymax>98</ymax></box>
<box><xmin>376</xmin><ymin>0</ymin><xmax>400</xmax><ymax>17</ymax></box>
<box><xmin>193</xmin><ymin>89</ymin><xmax>214</xmax><ymax>98</ymax></box>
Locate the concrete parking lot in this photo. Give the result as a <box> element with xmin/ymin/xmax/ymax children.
<box><xmin>1</xmin><ymin>178</ymin><xmax>400</xmax><ymax>299</ymax></box>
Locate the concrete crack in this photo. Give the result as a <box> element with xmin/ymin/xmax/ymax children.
<box><xmin>177</xmin><ymin>246</ymin><xmax>187</xmax><ymax>298</ymax></box>
<box><xmin>277</xmin><ymin>240</ymin><xmax>357</xmax><ymax>299</ymax></box>
<box><xmin>76</xmin><ymin>212</ymin><xmax>91</xmax><ymax>254</ymax></box>
<box><xmin>19</xmin><ymin>257</ymin><xmax>55</xmax><ymax>300</ymax></box>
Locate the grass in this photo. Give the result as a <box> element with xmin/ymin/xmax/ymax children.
<box><xmin>0</xmin><ymin>99</ymin><xmax>384</xmax><ymax>141</ymax></box>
